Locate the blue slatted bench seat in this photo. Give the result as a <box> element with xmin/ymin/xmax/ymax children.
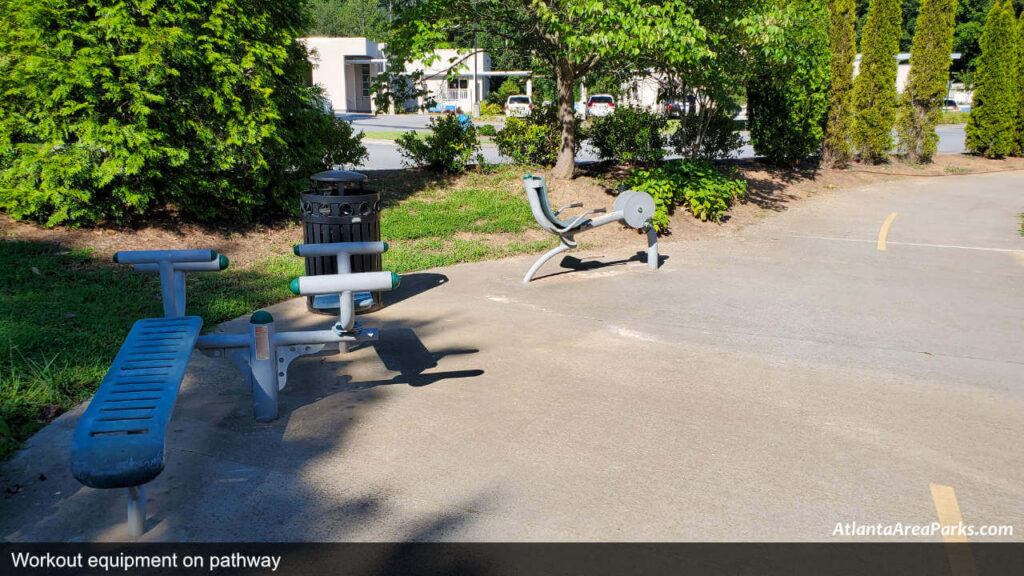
<box><xmin>71</xmin><ymin>316</ymin><xmax>202</xmax><ymax>489</ymax></box>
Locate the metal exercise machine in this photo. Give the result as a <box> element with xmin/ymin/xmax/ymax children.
<box><xmin>70</xmin><ymin>242</ymin><xmax>398</xmax><ymax>537</ymax></box>
<box><xmin>521</xmin><ymin>174</ymin><xmax>659</xmax><ymax>283</ymax></box>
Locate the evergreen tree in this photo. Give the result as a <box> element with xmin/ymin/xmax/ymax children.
<box><xmin>1016</xmin><ymin>11</ymin><xmax>1024</xmax><ymax>154</ymax></box>
<box><xmin>852</xmin><ymin>0</ymin><xmax>903</xmax><ymax>163</ymax></box>
<box><xmin>823</xmin><ymin>0</ymin><xmax>858</xmax><ymax>167</ymax></box>
<box><xmin>966</xmin><ymin>1</ymin><xmax>1018</xmax><ymax>157</ymax></box>
<box><xmin>896</xmin><ymin>0</ymin><xmax>960</xmax><ymax>163</ymax></box>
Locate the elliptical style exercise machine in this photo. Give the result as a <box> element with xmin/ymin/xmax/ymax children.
<box><xmin>521</xmin><ymin>174</ymin><xmax>659</xmax><ymax>283</ymax></box>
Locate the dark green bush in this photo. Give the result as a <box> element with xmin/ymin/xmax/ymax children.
<box><xmin>670</xmin><ymin>106</ymin><xmax>744</xmax><ymax>160</ymax></box>
<box><xmin>477</xmin><ymin>124</ymin><xmax>498</xmax><ymax>137</ymax></box>
<box><xmin>494</xmin><ymin>105</ymin><xmax>578</xmax><ymax>166</ymax></box>
<box><xmin>588</xmin><ymin>108</ymin><xmax>668</xmax><ymax>165</ymax></box>
<box><xmin>486</xmin><ymin>78</ymin><xmax>524</xmax><ymax>107</ymax></box>
<box><xmin>0</xmin><ymin>0</ymin><xmax>366</xmax><ymax>227</ymax></box>
<box><xmin>747</xmin><ymin>0</ymin><xmax>831</xmax><ymax>166</ymax></box>
<box><xmin>626</xmin><ymin>160</ymin><xmax>747</xmax><ymax>230</ymax></box>
<box><xmin>397</xmin><ymin>114</ymin><xmax>481</xmax><ymax>173</ymax></box>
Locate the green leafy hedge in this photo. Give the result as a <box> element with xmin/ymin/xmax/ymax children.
<box><xmin>588</xmin><ymin>108</ymin><xmax>668</xmax><ymax>166</ymax></box>
<box><xmin>627</xmin><ymin>160</ymin><xmax>747</xmax><ymax>230</ymax></box>
<box><xmin>495</xmin><ymin>105</ymin><xmax>578</xmax><ymax>166</ymax></box>
<box><xmin>0</xmin><ymin>0</ymin><xmax>366</xmax><ymax>227</ymax></box>
<box><xmin>397</xmin><ymin>114</ymin><xmax>481</xmax><ymax>173</ymax></box>
<box><xmin>747</xmin><ymin>0</ymin><xmax>831</xmax><ymax>166</ymax></box>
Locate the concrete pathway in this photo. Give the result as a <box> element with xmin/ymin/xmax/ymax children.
<box><xmin>2</xmin><ymin>171</ymin><xmax>1022</xmax><ymax>542</ymax></box>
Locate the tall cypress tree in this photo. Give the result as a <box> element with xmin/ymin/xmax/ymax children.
<box><xmin>852</xmin><ymin>0</ymin><xmax>903</xmax><ymax>163</ymax></box>
<box><xmin>896</xmin><ymin>0</ymin><xmax>959</xmax><ymax>163</ymax></box>
<box><xmin>1015</xmin><ymin>11</ymin><xmax>1024</xmax><ymax>154</ymax></box>
<box><xmin>823</xmin><ymin>0</ymin><xmax>858</xmax><ymax>167</ymax></box>
<box><xmin>966</xmin><ymin>1</ymin><xmax>1018</xmax><ymax>157</ymax></box>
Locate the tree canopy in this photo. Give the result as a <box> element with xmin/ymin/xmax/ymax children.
<box><xmin>381</xmin><ymin>0</ymin><xmax>715</xmax><ymax>178</ymax></box>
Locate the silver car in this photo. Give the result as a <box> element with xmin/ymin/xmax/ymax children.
<box><xmin>505</xmin><ymin>95</ymin><xmax>533</xmax><ymax>117</ymax></box>
<box><xmin>586</xmin><ymin>94</ymin><xmax>615</xmax><ymax>117</ymax></box>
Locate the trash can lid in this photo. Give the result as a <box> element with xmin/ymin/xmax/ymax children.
<box><xmin>310</xmin><ymin>170</ymin><xmax>366</xmax><ymax>183</ymax></box>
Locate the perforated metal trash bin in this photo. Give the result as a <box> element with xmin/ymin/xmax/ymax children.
<box><xmin>300</xmin><ymin>170</ymin><xmax>384</xmax><ymax>315</ymax></box>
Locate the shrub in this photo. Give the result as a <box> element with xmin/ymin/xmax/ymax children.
<box><xmin>896</xmin><ymin>0</ymin><xmax>959</xmax><ymax>163</ymax></box>
<box><xmin>477</xmin><ymin>124</ymin><xmax>498</xmax><ymax>137</ymax></box>
<box><xmin>588</xmin><ymin>108</ymin><xmax>668</xmax><ymax>165</ymax></box>
<box><xmin>397</xmin><ymin>114</ymin><xmax>481</xmax><ymax>173</ymax></box>
<box><xmin>852</xmin><ymin>0</ymin><xmax>903</xmax><ymax>163</ymax></box>
<box><xmin>626</xmin><ymin>160</ymin><xmax>747</xmax><ymax>230</ymax></box>
<box><xmin>494</xmin><ymin>105</ymin><xmax>579</xmax><ymax>166</ymax></box>
<box><xmin>966</xmin><ymin>1</ymin><xmax>1018</xmax><ymax>158</ymax></box>
<box><xmin>486</xmin><ymin>78</ymin><xmax>524</xmax><ymax>107</ymax></box>
<box><xmin>748</xmin><ymin>0</ymin><xmax>831</xmax><ymax>167</ymax></box>
<box><xmin>0</xmin><ymin>0</ymin><xmax>366</xmax><ymax>227</ymax></box>
<box><xmin>822</xmin><ymin>0</ymin><xmax>858</xmax><ymax>167</ymax></box>
<box><xmin>670</xmin><ymin>106</ymin><xmax>744</xmax><ymax>161</ymax></box>
<box><xmin>479</xmin><ymin>101</ymin><xmax>503</xmax><ymax>117</ymax></box>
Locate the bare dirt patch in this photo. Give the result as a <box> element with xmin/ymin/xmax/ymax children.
<box><xmin>4</xmin><ymin>154</ymin><xmax>1023</xmax><ymax>267</ymax></box>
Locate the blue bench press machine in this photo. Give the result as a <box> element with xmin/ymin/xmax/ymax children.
<box><xmin>69</xmin><ymin>242</ymin><xmax>398</xmax><ymax>537</ymax></box>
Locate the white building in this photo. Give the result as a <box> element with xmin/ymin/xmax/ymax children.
<box><xmin>301</xmin><ymin>37</ymin><xmax>532</xmax><ymax>115</ymax></box>
<box><xmin>300</xmin><ymin>37</ymin><xmax>386</xmax><ymax>114</ymax></box>
<box><xmin>406</xmin><ymin>49</ymin><xmax>491</xmax><ymax>114</ymax></box>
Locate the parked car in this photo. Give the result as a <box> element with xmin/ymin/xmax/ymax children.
<box><xmin>505</xmin><ymin>95</ymin><xmax>533</xmax><ymax>117</ymax></box>
<box><xmin>586</xmin><ymin>94</ymin><xmax>616</xmax><ymax>117</ymax></box>
<box><xmin>942</xmin><ymin>99</ymin><xmax>959</xmax><ymax>111</ymax></box>
<box><xmin>665</xmin><ymin>95</ymin><xmax>697</xmax><ymax>117</ymax></box>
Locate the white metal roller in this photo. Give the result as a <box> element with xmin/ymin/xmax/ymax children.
<box><xmin>290</xmin><ymin>271</ymin><xmax>399</xmax><ymax>296</ymax></box>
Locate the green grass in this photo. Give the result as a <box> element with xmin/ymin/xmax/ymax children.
<box><xmin>940</xmin><ymin>110</ymin><xmax>969</xmax><ymax>125</ymax></box>
<box><xmin>0</xmin><ymin>242</ymin><xmax>306</xmax><ymax>459</ymax></box>
<box><xmin>362</xmin><ymin>130</ymin><xmax>427</xmax><ymax>141</ymax></box>
<box><xmin>0</xmin><ymin>165</ymin><xmax>554</xmax><ymax>458</ymax></box>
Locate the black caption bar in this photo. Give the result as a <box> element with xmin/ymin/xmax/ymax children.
<box><xmin>2</xmin><ymin>543</ymin><xmax>1022</xmax><ymax>576</ymax></box>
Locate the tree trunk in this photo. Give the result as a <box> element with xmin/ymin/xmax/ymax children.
<box><xmin>551</xmin><ymin>58</ymin><xmax>577</xmax><ymax>179</ymax></box>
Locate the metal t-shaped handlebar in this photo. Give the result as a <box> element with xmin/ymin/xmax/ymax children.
<box><xmin>113</xmin><ymin>249</ymin><xmax>229</xmax><ymax>317</ymax></box>
<box><xmin>290</xmin><ymin>241</ymin><xmax>399</xmax><ymax>336</ymax></box>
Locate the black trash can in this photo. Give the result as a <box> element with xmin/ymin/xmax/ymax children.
<box><xmin>300</xmin><ymin>170</ymin><xmax>384</xmax><ymax>315</ymax></box>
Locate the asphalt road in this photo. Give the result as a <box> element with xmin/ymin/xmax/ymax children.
<box><xmin>3</xmin><ymin>171</ymin><xmax>1021</xmax><ymax>542</ymax></box>
<box><xmin>342</xmin><ymin>114</ymin><xmax>969</xmax><ymax>171</ymax></box>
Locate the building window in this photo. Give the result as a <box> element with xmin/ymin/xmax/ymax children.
<box><xmin>361</xmin><ymin>64</ymin><xmax>371</xmax><ymax>97</ymax></box>
<box><xmin>448</xmin><ymin>79</ymin><xmax>468</xmax><ymax>90</ymax></box>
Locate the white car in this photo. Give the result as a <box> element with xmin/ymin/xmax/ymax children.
<box><xmin>586</xmin><ymin>94</ymin><xmax>616</xmax><ymax>117</ymax></box>
<box><xmin>505</xmin><ymin>95</ymin><xmax>533</xmax><ymax>117</ymax></box>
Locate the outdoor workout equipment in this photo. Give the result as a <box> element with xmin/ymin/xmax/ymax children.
<box><xmin>70</xmin><ymin>243</ymin><xmax>398</xmax><ymax>537</ymax></box>
<box><xmin>521</xmin><ymin>174</ymin><xmax>659</xmax><ymax>283</ymax></box>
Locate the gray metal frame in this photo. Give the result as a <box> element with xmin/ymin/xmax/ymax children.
<box><xmin>522</xmin><ymin>175</ymin><xmax>659</xmax><ymax>283</ymax></box>
<box><xmin>77</xmin><ymin>243</ymin><xmax>400</xmax><ymax>537</ymax></box>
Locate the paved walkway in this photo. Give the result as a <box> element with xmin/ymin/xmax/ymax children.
<box><xmin>2</xmin><ymin>172</ymin><xmax>1022</xmax><ymax>542</ymax></box>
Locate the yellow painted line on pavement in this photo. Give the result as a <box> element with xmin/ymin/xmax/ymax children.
<box><xmin>877</xmin><ymin>212</ymin><xmax>898</xmax><ymax>251</ymax></box>
<box><xmin>930</xmin><ymin>483</ymin><xmax>979</xmax><ymax>576</ymax></box>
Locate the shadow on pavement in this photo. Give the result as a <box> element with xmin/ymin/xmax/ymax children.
<box><xmin>384</xmin><ymin>273</ymin><xmax>449</xmax><ymax>308</ymax></box>
<box><xmin>527</xmin><ymin>252</ymin><xmax>669</xmax><ymax>282</ymax></box>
